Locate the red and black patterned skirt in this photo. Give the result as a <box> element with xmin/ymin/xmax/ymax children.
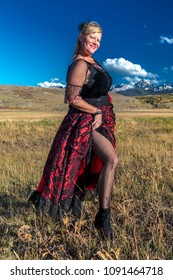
<box><xmin>30</xmin><ymin>97</ymin><xmax>116</xmax><ymax>219</ymax></box>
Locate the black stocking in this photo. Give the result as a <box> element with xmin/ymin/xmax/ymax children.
<box><xmin>92</xmin><ymin>130</ymin><xmax>118</xmax><ymax>209</ymax></box>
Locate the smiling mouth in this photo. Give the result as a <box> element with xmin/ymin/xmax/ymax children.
<box><xmin>90</xmin><ymin>44</ymin><xmax>97</xmax><ymax>49</ymax></box>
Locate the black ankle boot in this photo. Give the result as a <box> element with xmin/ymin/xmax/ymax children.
<box><xmin>94</xmin><ymin>207</ymin><xmax>112</xmax><ymax>239</ymax></box>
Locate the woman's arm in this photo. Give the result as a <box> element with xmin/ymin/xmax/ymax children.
<box><xmin>65</xmin><ymin>59</ymin><xmax>102</xmax><ymax>129</ymax></box>
<box><xmin>65</xmin><ymin>59</ymin><xmax>99</xmax><ymax>114</ymax></box>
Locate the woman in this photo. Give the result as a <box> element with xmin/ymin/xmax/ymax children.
<box><xmin>28</xmin><ymin>21</ymin><xmax>118</xmax><ymax>239</ymax></box>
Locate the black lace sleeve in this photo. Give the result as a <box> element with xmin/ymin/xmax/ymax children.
<box><xmin>64</xmin><ymin>60</ymin><xmax>88</xmax><ymax>104</ymax></box>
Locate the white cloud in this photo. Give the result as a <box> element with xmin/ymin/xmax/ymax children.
<box><xmin>162</xmin><ymin>67</ymin><xmax>169</xmax><ymax>73</ymax></box>
<box><xmin>103</xmin><ymin>57</ymin><xmax>158</xmax><ymax>84</ymax></box>
<box><xmin>124</xmin><ymin>76</ymin><xmax>142</xmax><ymax>84</ymax></box>
<box><xmin>163</xmin><ymin>66</ymin><xmax>173</xmax><ymax>73</ymax></box>
<box><xmin>37</xmin><ymin>78</ymin><xmax>66</xmax><ymax>88</ymax></box>
<box><xmin>50</xmin><ymin>78</ymin><xmax>60</xmax><ymax>82</ymax></box>
<box><xmin>160</xmin><ymin>36</ymin><xmax>173</xmax><ymax>44</ymax></box>
<box><xmin>104</xmin><ymin>57</ymin><xmax>149</xmax><ymax>77</ymax></box>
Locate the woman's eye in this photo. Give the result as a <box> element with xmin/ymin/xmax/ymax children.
<box><xmin>89</xmin><ymin>36</ymin><xmax>100</xmax><ymax>43</ymax></box>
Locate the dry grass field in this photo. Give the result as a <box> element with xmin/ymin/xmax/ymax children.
<box><xmin>0</xmin><ymin>86</ymin><xmax>173</xmax><ymax>260</ymax></box>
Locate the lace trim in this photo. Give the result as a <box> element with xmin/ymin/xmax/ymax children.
<box><xmin>68</xmin><ymin>83</ymin><xmax>82</xmax><ymax>88</ymax></box>
<box><xmin>68</xmin><ymin>95</ymin><xmax>83</xmax><ymax>104</ymax></box>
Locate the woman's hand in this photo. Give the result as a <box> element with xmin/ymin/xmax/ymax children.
<box><xmin>92</xmin><ymin>113</ymin><xmax>102</xmax><ymax>130</ymax></box>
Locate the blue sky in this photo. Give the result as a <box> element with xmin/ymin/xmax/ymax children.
<box><xmin>0</xmin><ymin>0</ymin><xmax>173</xmax><ymax>87</ymax></box>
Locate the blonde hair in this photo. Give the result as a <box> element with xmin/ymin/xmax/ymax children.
<box><xmin>73</xmin><ymin>21</ymin><xmax>102</xmax><ymax>59</ymax></box>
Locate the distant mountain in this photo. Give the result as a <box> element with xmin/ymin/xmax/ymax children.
<box><xmin>111</xmin><ymin>79</ymin><xmax>173</xmax><ymax>96</ymax></box>
<box><xmin>134</xmin><ymin>79</ymin><xmax>153</xmax><ymax>89</ymax></box>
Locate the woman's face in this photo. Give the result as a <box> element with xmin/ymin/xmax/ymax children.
<box><xmin>80</xmin><ymin>32</ymin><xmax>102</xmax><ymax>56</ymax></box>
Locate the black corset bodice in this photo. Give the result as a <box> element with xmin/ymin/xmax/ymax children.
<box><xmin>80</xmin><ymin>61</ymin><xmax>112</xmax><ymax>99</ymax></box>
<box><xmin>66</xmin><ymin>59</ymin><xmax>112</xmax><ymax>100</ymax></box>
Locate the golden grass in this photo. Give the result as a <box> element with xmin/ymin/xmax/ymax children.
<box><xmin>136</xmin><ymin>94</ymin><xmax>173</xmax><ymax>109</ymax></box>
<box><xmin>0</xmin><ymin>85</ymin><xmax>173</xmax><ymax>259</ymax></box>
<box><xmin>0</xmin><ymin>115</ymin><xmax>173</xmax><ymax>260</ymax></box>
